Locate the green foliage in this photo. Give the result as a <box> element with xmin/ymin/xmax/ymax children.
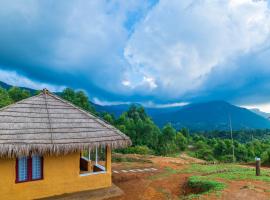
<box><xmin>100</xmin><ymin>112</ymin><xmax>115</xmax><ymax>124</ymax></box>
<box><xmin>112</xmin><ymin>154</ymin><xmax>152</xmax><ymax>163</ymax></box>
<box><xmin>2</xmin><ymin>85</ymin><xmax>270</xmax><ymax>162</ymax></box>
<box><xmin>8</xmin><ymin>87</ymin><xmax>30</xmax><ymax>102</ymax></box>
<box><xmin>183</xmin><ymin>163</ymin><xmax>270</xmax><ymax>182</ymax></box>
<box><xmin>157</xmin><ymin>124</ymin><xmax>178</xmax><ymax>155</ymax></box>
<box><xmin>119</xmin><ymin>145</ymin><xmax>154</xmax><ymax>155</ymax></box>
<box><xmin>182</xmin><ymin>163</ymin><xmax>270</xmax><ymax>199</ymax></box>
<box><xmin>190</xmin><ymin>134</ymin><xmax>270</xmax><ymax>162</ymax></box>
<box><xmin>0</xmin><ymin>87</ymin><xmax>13</xmax><ymax>108</ymax></box>
<box><xmin>187</xmin><ymin>176</ymin><xmax>226</xmax><ymax>194</ymax></box>
<box><xmin>115</xmin><ymin>104</ymin><xmax>161</xmax><ymax>151</ymax></box>
<box><xmin>176</xmin><ymin>132</ymin><xmax>188</xmax><ymax>151</ymax></box>
<box><xmin>261</xmin><ymin>149</ymin><xmax>270</xmax><ymax>164</ymax></box>
<box><xmin>61</xmin><ymin>88</ymin><xmax>96</xmax><ymax>113</ymax></box>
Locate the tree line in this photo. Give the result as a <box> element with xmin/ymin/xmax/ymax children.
<box><xmin>1</xmin><ymin>86</ymin><xmax>270</xmax><ymax>163</ymax></box>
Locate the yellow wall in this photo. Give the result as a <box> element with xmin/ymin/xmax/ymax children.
<box><xmin>0</xmin><ymin>146</ymin><xmax>112</xmax><ymax>200</ymax></box>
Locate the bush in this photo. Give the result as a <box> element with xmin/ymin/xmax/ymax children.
<box><xmin>188</xmin><ymin>176</ymin><xmax>226</xmax><ymax>194</ymax></box>
<box><xmin>118</xmin><ymin>145</ymin><xmax>154</xmax><ymax>155</ymax></box>
<box><xmin>219</xmin><ymin>155</ymin><xmax>235</xmax><ymax>163</ymax></box>
<box><xmin>261</xmin><ymin>150</ymin><xmax>270</xmax><ymax>164</ymax></box>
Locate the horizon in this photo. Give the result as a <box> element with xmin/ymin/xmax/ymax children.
<box><xmin>1</xmin><ymin>0</ymin><xmax>270</xmax><ymax>112</ymax></box>
<box><xmin>2</xmin><ymin>79</ymin><xmax>270</xmax><ymax>113</ymax></box>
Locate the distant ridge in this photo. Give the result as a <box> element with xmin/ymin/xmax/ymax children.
<box><xmin>1</xmin><ymin>80</ymin><xmax>270</xmax><ymax>131</ymax></box>
<box><xmin>0</xmin><ymin>81</ymin><xmax>36</xmax><ymax>94</ymax></box>
<box><xmin>96</xmin><ymin>101</ymin><xmax>270</xmax><ymax>131</ymax></box>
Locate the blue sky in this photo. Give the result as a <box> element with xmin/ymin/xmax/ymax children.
<box><xmin>1</xmin><ymin>0</ymin><xmax>270</xmax><ymax>111</ymax></box>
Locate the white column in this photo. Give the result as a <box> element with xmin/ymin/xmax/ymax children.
<box><xmin>95</xmin><ymin>146</ymin><xmax>98</xmax><ymax>165</ymax></box>
<box><xmin>88</xmin><ymin>147</ymin><xmax>91</xmax><ymax>161</ymax></box>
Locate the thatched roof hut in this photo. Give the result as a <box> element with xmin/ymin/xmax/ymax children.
<box><xmin>0</xmin><ymin>89</ymin><xmax>131</xmax><ymax>157</ymax></box>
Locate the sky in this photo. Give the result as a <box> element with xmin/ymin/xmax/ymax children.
<box><xmin>1</xmin><ymin>0</ymin><xmax>270</xmax><ymax>111</ymax></box>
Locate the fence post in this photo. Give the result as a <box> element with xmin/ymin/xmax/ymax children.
<box><xmin>255</xmin><ymin>157</ymin><xmax>261</xmax><ymax>176</ymax></box>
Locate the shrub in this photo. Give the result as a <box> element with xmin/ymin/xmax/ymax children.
<box><xmin>118</xmin><ymin>145</ymin><xmax>154</xmax><ymax>155</ymax></box>
<box><xmin>188</xmin><ymin>176</ymin><xmax>225</xmax><ymax>194</ymax></box>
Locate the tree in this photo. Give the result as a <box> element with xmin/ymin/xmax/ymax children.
<box><xmin>0</xmin><ymin>87</ymin><xmax>13</xmax><ymax>108</ymax></box>
<box><xmin>157</xmin><ymin>123</ymin><xmax>178</xmax><ymax>155</ymax></box>
<box><xmin>61</xmin><ymin>88</ymin><xmax>96</xmax><ymax>113</ymax></box>
<box><xmin>102</xmin><ymin>113</ymin><xmax>115</xmax><ymax>124</ymax></box>
<box><xmin>61</xmin><ymin>88</ymin><xmax>76</xmax><ymax>102</ymax></box>
<box><xmin>115</xmin><ymin>104</ymin><xmax>160</xmax><ymax>151</ymax></box>
<box><xmin>175</xmin><ymin>132</ymin><xmax>188</xmax><ymax>151</ymax></box>
<box><xmin>8</xmin><ymin>87</ymin><xmax>30</xmax><ymax>102</ymax></box>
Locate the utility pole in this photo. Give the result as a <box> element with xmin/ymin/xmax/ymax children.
<box><xmin>229</xmin><ymin>114</ymin><xmax>235</xmax><ymax>163</ymax></box>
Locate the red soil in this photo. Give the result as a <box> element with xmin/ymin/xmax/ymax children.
<box><xmin>107</xmin><ymin>154</ymin><xmax>270</xmax><ymax>200</ymax></box>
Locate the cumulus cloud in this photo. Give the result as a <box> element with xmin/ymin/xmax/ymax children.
<box><xmin>93</xmin><ymin>96</ymin><xmax>188</xmax><ymax>108</ymax></box>
<box><xmin>124</xmin><ymin>0</ymin><xmax>270</xmax><ymax>99</ymax></box>
<box><xmin>1</xmin><ymin>0</ymin><xmax>270</xmax><ymax>107</ymax></box>
<box><xmin>0</xmin><ymin>0</ymin><xmax>155</xmax><ymax>99</ymax></box>
<box><xmin>0</xmin><ymin>69</ymin><xmax>65</xmax><ymax>92</ymax></box>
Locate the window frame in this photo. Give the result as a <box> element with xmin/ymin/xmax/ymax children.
<box><xmin>15</xmin><ymin>156</ymin><xmax>44</xmax><ymax>183</ymax></box>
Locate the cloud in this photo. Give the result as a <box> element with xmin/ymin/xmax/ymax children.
<box><xmin>0</xmin><ymin>69</ymin><xmax>65</xmax><ymax>92</ymax></box>
<box><xmin>93</xmin><ymin>96</ymin><xmax>188</xmax><ymax>108</ymax></box>
<box><xmin>124</xmin><ymin>0</ymin><xmax>270</xmax><ymax>100</ymax></box>
<box><xmin>1</xmin><ymin>0</ymin><xmax>270</xmax><ymax>107</ymax></box>
<box><xmin>0</xmin><ymin>0</ymin><xmax>156</xmax><ymax>100</ymax></box>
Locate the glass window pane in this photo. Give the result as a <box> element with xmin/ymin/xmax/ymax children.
<box><xmin>32</xmin><ymin>155</ymin><xmax>42</xmax><ymax>180</ymax></box>
<box><xmin>18</xmin><ymin>157</ymin><xmax>28</xmax><ymax>182</ymax></box>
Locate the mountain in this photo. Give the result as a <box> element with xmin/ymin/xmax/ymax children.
<box><xmin>1</xmin><ymin>80</ymin><xmax>270</xmax><ymax>131</ymax></box>
<box><xmin>95</xmin><ymin>104</ymin><xmax>131</xmax><ymax>117</ymax></box>
<box><xmin>0</xmin><ymin>81</ymin><xmax>37</xmax><ymax>94</ymax></box>
<box><xmin>0</xmin><ymin>81</ymin><xmax>12</xmax><ymax>89</ymax></box>
<box><xmin>96</xmin><ymin>101</ymin><xmax>270</xmax><ymax>131</ymax></box>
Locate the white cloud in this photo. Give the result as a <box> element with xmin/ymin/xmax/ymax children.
<box><xmin>142</xmin><ymin>76</ymin><xmax>157</xmax><ymax>89</ymax></box>
<box><xmin>122</xmin><ymin>80</ymin><xmax>131</xmax><ymax>87</ymax></box>
<box><xmin>144</xmin><ymin>101</ymin><xmax>189</xmax><ymax>108</ymax></box>
<box><xmin>0</xmin><ymin>69</ymin><xmax>65</xmax><ymax>92</ymax></box>
<box><xmin>93</xmin><ymin>96</ymin><xmax>188</xmax><ymax>108</ymax></box>
<box><xmin>243</xmin><ymin>103</ymin><xmax>270</xmax><ymax>113</ymax></box>
<box><xmin>0</xmin><ymin>0</ymin><xmax>154</xmax><ymax>95</ymax></box>
<box><xmin>124</xmin><ymin>0</ymin><xmax>270</xmax><ymax>98</ymax></box>
<box><xmin>1</xmin><ymin>0</ymin><xmax>270</xmax><ymax>104</ymax></box>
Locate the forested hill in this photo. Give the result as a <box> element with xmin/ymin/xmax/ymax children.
<box><xmin>0</xmin><ymin>81</ymin><xmax>36</xmax><ymax>94</ymax></box>
<box><xmin>1</xmin><ymin>80</ymin><xmax>270</xmax><ymax>131</ymax></box>
<box><xmin>96</xmin><ymin>101</ymin><xmax>270</xmax><ymax>131</ymax></box>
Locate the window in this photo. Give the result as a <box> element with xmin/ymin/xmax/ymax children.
<box><xmin>32</xmin><ymin>155</ymin><xmax>42</xmax><ymax>180</ymax></box>
<box><xmin>16</xmin><ymin>156</ymin><xmax>43</xmax><ymax>183</ymax></box>
<box><xmin>80</xmin><ymin>146</ymin><xmax>106</xmax><ymax>175</ymax></box>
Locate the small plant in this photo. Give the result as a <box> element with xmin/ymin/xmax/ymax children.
<box><xmin>188</xmin><ymin>176</ymin><xmax>225</xmax><ymax>193</ymax></box>
<box><xmin>112</xmin><ymin>153</ymin><xmax>152</xmax><ymax>163</ymax></box>
<box><xmin>183</xmin><ymin>176</ymin><xmax>226</xmax><ymax>199</ymax></box>
<box><xmin>117</xmin><ymin>145</ymin><xmax>154</xmax><ymax>155</ymax></box>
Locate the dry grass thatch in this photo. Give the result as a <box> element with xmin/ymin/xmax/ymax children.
<box><xmin>0</xmin><ymin>89</ymin><xmax>131</xmax><ymax>157</ymax></box>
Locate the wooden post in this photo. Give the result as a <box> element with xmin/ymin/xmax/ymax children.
<box><xmin>105</xmin><ymin>145</ymin><xmax>111</xmax><ymax>173</ymax></box>
<box><xmin>255</xmin><ymin>157</ymin><xmax>261</xmax><ymax>176</ymax></box>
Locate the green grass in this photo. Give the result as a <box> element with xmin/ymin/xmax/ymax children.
<box><xmin>188</xmin><ymin>176</ymin><xmax>226</xmax><ymax>193</ymax></box>
<box><xmin>148</xmin><ymin>167</ymin><xmax>182</xmax><ymax>180</ymax></box>
<box><xmin>182</xmin><ymin>164</ymin><xmax>270</xmax><ymax>182</ymax></box>
<box><xmin>181</xmin><ymin>163</ymin><xmax>270</xmax><ymax>199</ymax></box>
<box><xmin>182</xmin><ymin>176</ymin><xmax>225</xmax><ymax>199</ymax></box>
<box><xmin>112</xmin><ymin>156</ymin><xmax>152</xmax><ymax>163</ymax></box>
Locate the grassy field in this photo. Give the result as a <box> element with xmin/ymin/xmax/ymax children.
<box><xmin>180</xmin><ymin>163</ymin><xmax>270</xmax><ymax>199</ymax></box>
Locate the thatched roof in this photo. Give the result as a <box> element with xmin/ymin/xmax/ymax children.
<box><xmin>0</xmin><ymin>89</ymin><xmax>131</xmax><ymax>157</ymax></box>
